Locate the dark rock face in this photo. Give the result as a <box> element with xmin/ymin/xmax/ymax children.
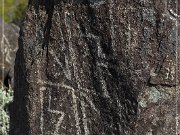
<box><xmin>11</xmin><ymin>0</ymin><xmax>179</xmax><ymax>135</ymax></box>
<box><xmin>0</xmin><ymin>21</ymin><xmax>19</xmax><ymax>88</ymax></box>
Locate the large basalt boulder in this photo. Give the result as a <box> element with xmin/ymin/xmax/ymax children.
<box><xmin>0</xmin><ymin>21</ymin><xmax>19</xmax><ymax>88</ymax></box>
<box><xmin>11</xmin><ymin>0</ymin><xmax>180</xmax><ymax>135</ymax></box>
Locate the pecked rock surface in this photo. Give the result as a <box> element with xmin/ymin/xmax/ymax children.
<box><xmin>11</xmin><ymin>0</ymin><xmax>180</xmax><ymax>135</ymax></box>
<box><xmin>0</xmin><ymin>20</ymin><xmax>19</xmax><ymax>88</ymax></box>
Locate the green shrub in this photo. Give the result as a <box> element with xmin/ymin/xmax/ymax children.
<box><xmin>0</xmin><ymin>87</ymin><xmax>13</xmax><ymax>135</ymax></box>
<box><xmin>0</xmin><ymin>0</ymin><xmax>28</xmax><ymax>23</ymax></box>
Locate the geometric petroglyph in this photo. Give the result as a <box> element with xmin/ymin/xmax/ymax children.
<box><xmin>38</xmin><ymin>80</ymin><xmax>69</xmax><ymax>134</ymax></box>
<box><xmin>39</xmin><ymin>85</ymin><xmax>65</xmax><ymax>135</ymax></box>
<box><xmin>37</xmin><ymin>79</ymin><xmax>100</xmax><ymax>135</ymax></box>
<box><xmin>38</xmin><ymin>79</ymin><xmax>79</xmax><ymax>134</ymax></box>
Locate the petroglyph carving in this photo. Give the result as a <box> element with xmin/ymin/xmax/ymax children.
<box><xmin>169</xmin><ymin>9</ymin><xmax>180</xmax><ymax>19</ymax></box>
<box><xmin>11</xmin><ymin>0</ymin><xmax>180</xmax><ymax>135</ymax></box>
<box><xmin>38</xmin><ymin>79</ymin><xmax>99</xmax><ymax>135</ymax></box>
<box><xmin>49</xmin><ymin>48</ymin><xmax>72</xmax><ymax>80</ymax></box>
<box><xmin>163</xmin><ymin>9</ymin><xmax>180</xmax><ymax>22</ymax></box>
<box><xmin>39</xmin><ymin>85</ymin><xmax>65</xmax><ymax>135</ymax></box>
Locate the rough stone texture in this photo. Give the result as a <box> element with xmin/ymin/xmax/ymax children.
<box><xmin>11</xmin><ymin>0</ymin><xmax>179</xmax><ymax>135</ymax></box>
<box><xmin>0</xmin><ymin>21</ymin><xmax>19</xmax><ymax>88</ymax></box>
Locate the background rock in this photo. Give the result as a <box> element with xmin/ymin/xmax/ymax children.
<box><xmin>0</xmin><ymin>20</ymin><xmax>19</xmax><ymax>88</ymax></box>
<box><xmin>11</xmin><ymin>0</ymin><xmax>180</xmax><ymax>135</ymax></box>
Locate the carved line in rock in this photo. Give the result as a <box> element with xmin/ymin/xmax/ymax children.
<box><xmin>51</xmin><ymin>10</ymin><xmax>72</xmax><ymax>80</ymax></box>
<box><xmin>38</xmin><ymin>78</ymin><xmax>101</xmax><ymax>135</ymax></box>
<box><xmin>66</xmin><ymin>7</ymin><xmax>113</xmax><ymax>102</ymax></box>
<box><xmin>49</xmin><ymin>49</ymin><xmax>72</xmax><ymax>80</ymax></box>
<box><xmin>39</xmin><ymin>86</ymin><xmax>45</xmax><ymax>135</ymax></box>
<box><xmin>58</xmin><ymin>9</ymin><xmax>108</xmax><ymax>134</ymax></box>
<box><xmin>39</xmin><ymin>85</ymin><xmax>65</xmax><ymax>135</ymax></box>
<box><xmin>42</xmin><ymin>6</ymin><xmax>132</xmax><ymax>134</ymax></box>
<box><xmin>63</xmin><ymin>10</ymin><xmax>82</xmax><ymax>135</ymax></box>
<box><xmin>163</xmin><ymin>8</ymin><xmax>180</xmax><ymax>22</ymax></box>
<box><xmin>37</xmin><ymin>57</ymin><xmax>45</xmax><ymax>135</ymax></box>
<box><xmin>169</xmin><ymin>9</ymin><xmax>180</xmax><ymax>18</ymax></box>
<box><xmin>38</xmin><ymin>79</ymin><xmax>100</xmax><ymax>112</ymax></box>
<box><xmin>49</xmin><ymin>27</ymin><xmax>109</xmax><ymax>107</ymax></box>
<box><xmin>89</xmin><ymin>0</ymin><xmax>106</xmax><ymax>7</ymax></box>
<box><xmin>83</xmin><ymin>26</ymin><xmax>111</xmax><ymax>99</ymax></box>
<box><xmin>109</xmin><ymin>0</ymin><xmax>116</xmax><ymax>55</ymax></box>
<box><xmin>51</xmin><ymin>9</ymin><xmax>102</xmax><ymax>113</ymax></box>
<box><xmin>48</xmin><ymin>87</ymin><xmax>65</xmax><ymax>135</ymax></box>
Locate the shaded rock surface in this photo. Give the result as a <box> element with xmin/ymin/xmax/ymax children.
<box><xmin>0</xmin><ymin>20</ymin><xmax>19</xmax><ymax>88</ymax></box>
<box><xmin>11</xmin><ymin>0</ymin><xmax>179</xmax><ymax>135</ymax></box>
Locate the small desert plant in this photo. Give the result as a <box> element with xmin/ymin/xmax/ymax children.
<box><xmin>0</xmin><ymin>87</ymin><xmax>13</xmax><ymax>135</ymax></box>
